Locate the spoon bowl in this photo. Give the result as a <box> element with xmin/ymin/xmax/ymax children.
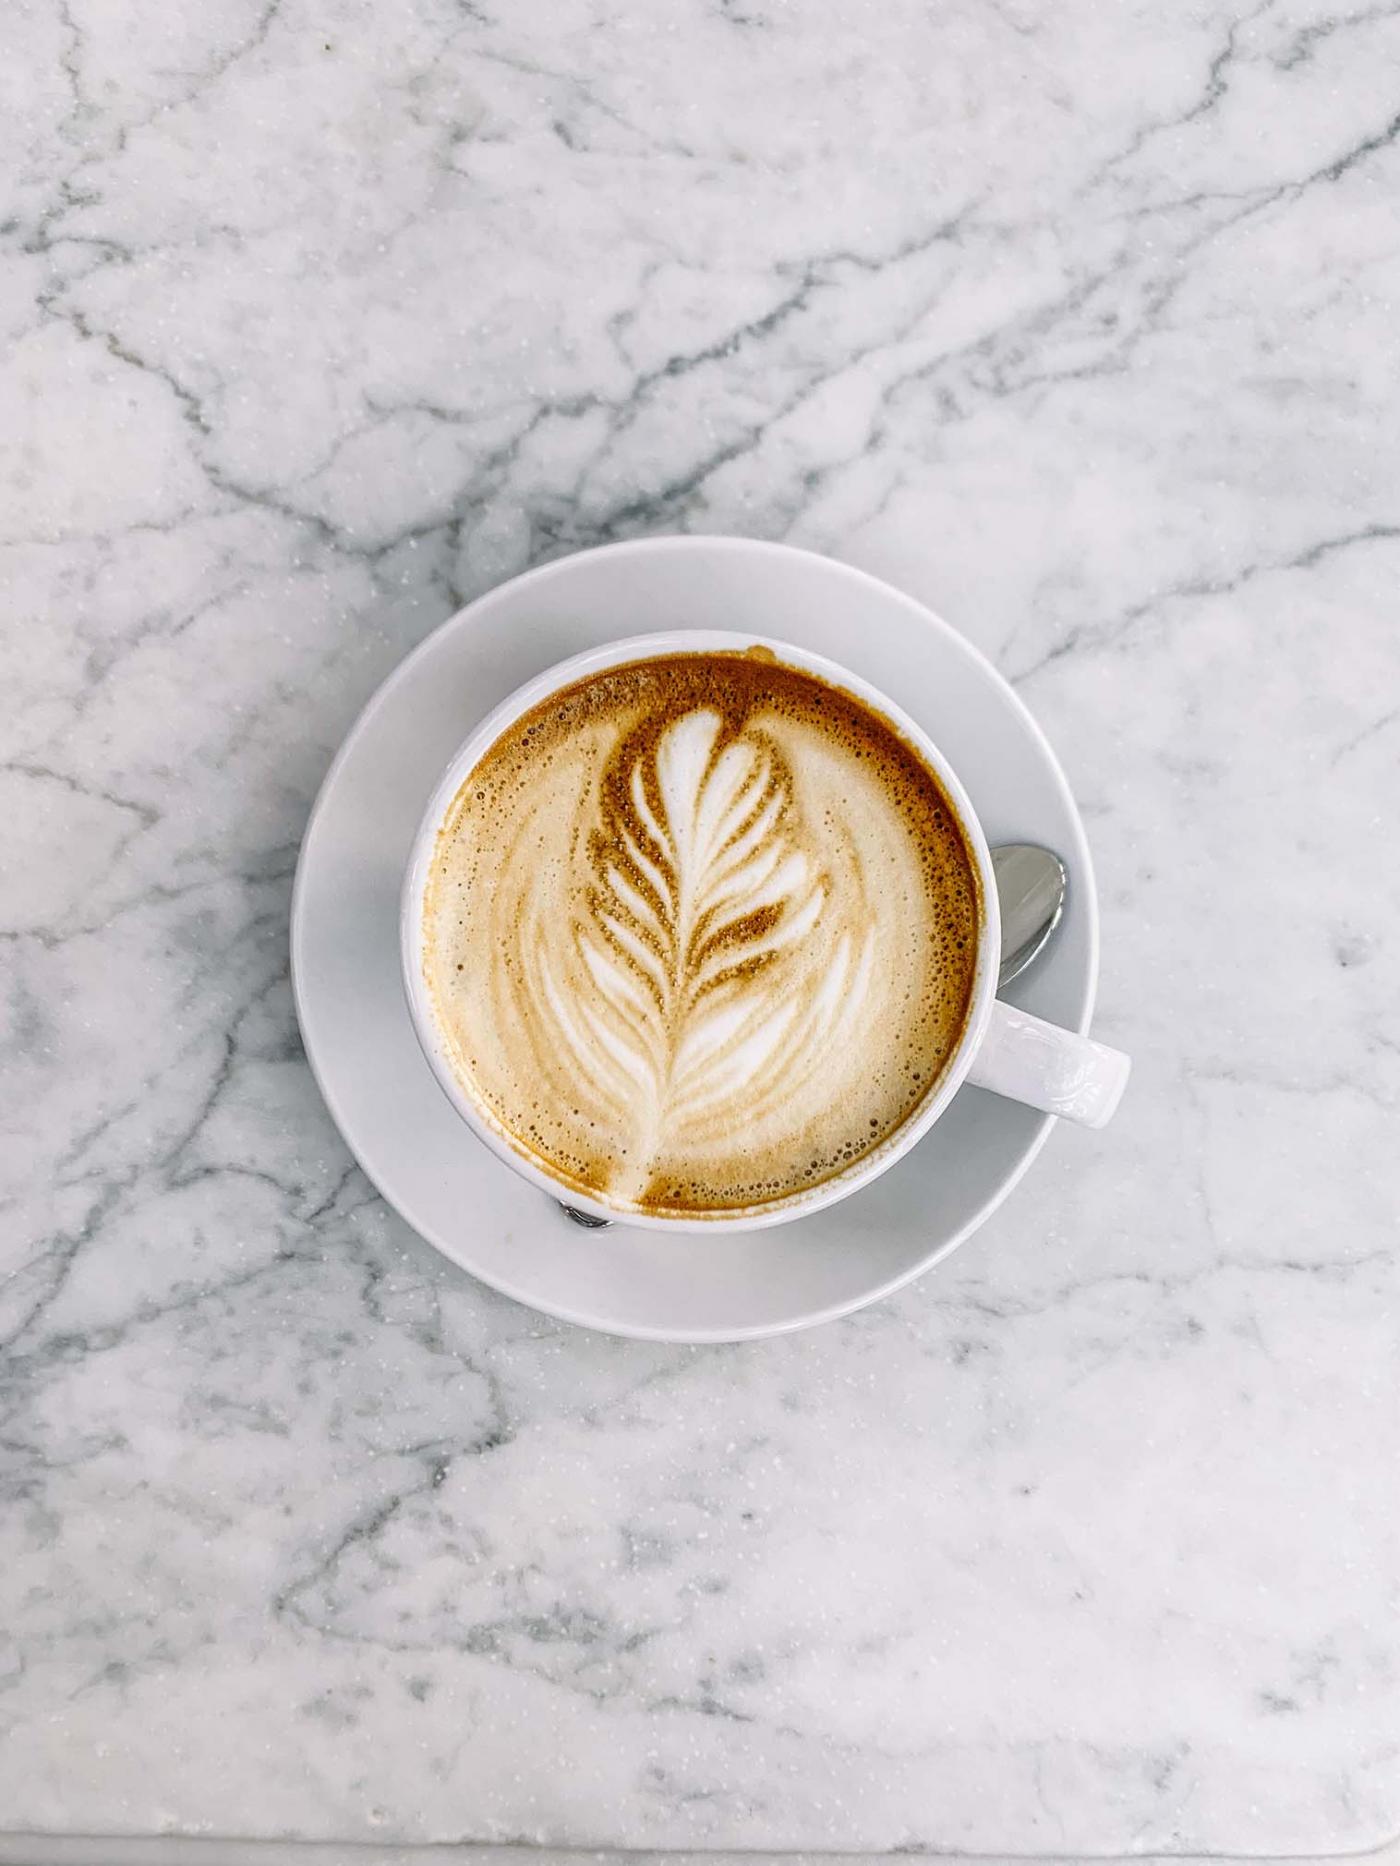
<box><xmin>991</xmin><ymin>843</ymin><xmax>1067</xmax><ymax>988</ymax></box>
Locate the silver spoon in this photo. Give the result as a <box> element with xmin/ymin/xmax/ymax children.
<box><xmin>560</xmin><ymin>842</ymin><xmax>1068</xmax><ymax>1227</ymax></box>
<box><xmin>992</xmin><ymin>842</ymin><xmax>1067</xmax><ymax>988</ymax></box>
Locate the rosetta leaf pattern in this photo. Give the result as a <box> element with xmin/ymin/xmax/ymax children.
<box><xmin>536</xmin><ymin>708</ymin><xmax>873</xmax><ymax>1191</ymax></box>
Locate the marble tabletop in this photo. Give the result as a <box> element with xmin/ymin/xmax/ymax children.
<box><xmin>3</xmin><ymin>0</ymin><xmax>1399</xmax><ymax>1855</ymax></box>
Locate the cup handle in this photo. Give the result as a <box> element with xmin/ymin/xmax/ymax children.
<box><xmin>966</xmin><ymin>1000</ymin><xmax>1130</xmax><ymax>1129</ymax></box>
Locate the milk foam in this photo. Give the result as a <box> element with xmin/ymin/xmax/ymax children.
<box><xmin>422</xmin><ymin>653</ymin><xmax>979</xmax><ymax>1216</ymax></box>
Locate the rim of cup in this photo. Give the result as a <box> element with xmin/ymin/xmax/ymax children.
<box><xmin>399</xmin><ymin>630</ymin><xmax>1003</xmax><ymax>1233</ymax></box>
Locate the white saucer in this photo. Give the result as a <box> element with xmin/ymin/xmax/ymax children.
<box><xmin>291</xmin><ymin>538</ymin><xmax>1099</xmax><ymax>1342</ymax></box>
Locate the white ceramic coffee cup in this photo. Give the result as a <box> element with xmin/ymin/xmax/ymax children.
<box><xmin>401</xmin><ymin>631</ymin><xmax>1129</xmax><ymax>1232</ymax></box>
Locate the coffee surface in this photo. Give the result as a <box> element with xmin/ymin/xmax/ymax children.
<box><xmin>422</xmin><ymin>651</ymin><xmax>980</xmax><ymax>1216</ymax></box>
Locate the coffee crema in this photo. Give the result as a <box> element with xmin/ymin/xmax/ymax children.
<box><xmin>421</xmin><ymin>651</ymin><xmax>980</xmax><ymax>1216</ymax></box>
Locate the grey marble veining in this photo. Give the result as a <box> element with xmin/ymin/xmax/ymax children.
<box><xmin>2</xmin><ymin>0</ymin><xmax>1399</xmax><ymax>1852</ymax></box>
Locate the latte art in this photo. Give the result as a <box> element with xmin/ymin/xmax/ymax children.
<box><xmin>422</xmin><ymin>652</ymin><xmax>980</xmax><ymax>1216</ymax></box>
<box><xmin>540</xmin><ymin>708</ymin><xmax>874</xmax><ymax>1203</ymax></box>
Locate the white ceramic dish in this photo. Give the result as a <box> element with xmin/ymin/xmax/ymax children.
<box><xmin>291</xmin><ymin>536</ymin><xmax>1100</xmax><ymax>1341</ymax></box>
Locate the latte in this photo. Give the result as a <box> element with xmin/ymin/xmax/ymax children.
<box><xmin>421</xmin><ymin>651</ymin><xmax>980</xmax><ymax>1216</ymax></box>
